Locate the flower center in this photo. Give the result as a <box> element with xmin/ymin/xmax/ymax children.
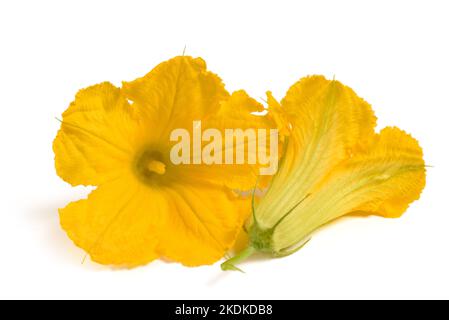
<box><xmin>147</xmin><ymin>160</ymin><xmax>166</xmax><ymax>175</ymax></box>
<box><xmin>134</xmin><ymin>149</ymin><xmax>168</xmax><ymax>185</ymax></box>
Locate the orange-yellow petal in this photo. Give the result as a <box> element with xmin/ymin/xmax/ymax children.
<box><xmin>258</xmin><ymin>76</ymin><xmax>377</xmax><ymax>227</ymax></box>
<box><xmin>121</xmin><ymin>56</ymin><xmax>229</xmax><ymax>135</ymax></box>
<box><xmin>272</xmin><ymin>127</ymin><xmax>426</xmax><ymax>251</ymax></box>
<box><xmin>60</xmin><ymin>175</ymin><xmax>251</xmax><ymax>267</ymax></box>
<box><xmin>158</xmin><ymin>184</ymin><xmax>250</xmax><ymax>266</ymax></box>
<box><xmin>59</xmin><ymin>175</ymin><xmax>165</xmax><ymax>267</ymax></box>
<box><xmin>339</xmin><ymin>126</ymin><xmax>426</xmax><ymax>218</ymax></box>
<box><xmin>53</xmin><ymin>82</ymin><xmax>139</xmax><ymax>186</ymax></box>
<box><xmin>178</xmin><ymin>90</ymin><xmax>279</xmax><ymax>190</ymax></box>
<box><xmin>266</xmin><ymin>91</ymin><xmax>291</xmax><ymax>137</ymax></box>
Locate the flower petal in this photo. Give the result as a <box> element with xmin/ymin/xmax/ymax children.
<box><xmin>266</xmin><ymin>91</ymin><xmax>291</xmax><ymax>137</ymax></box>
<box><xmin>59</xmin><ymin>175</ymin><xmax>166</xmax><ymax>267</ymax></box>
<box><xmin>158</xmin><ymin>184</ymin><xmax>250</xmax><ymax>266</ymax></box>
<box><xmin>258</xmin><ymin>76</ymin><xmax>377</xmax><ymax>227</ymax></box>
<box><xmin>328</xmin><ymin>126</ymin><xmax>426</xmax><ymax>218</ymax></box>
<box><xmin>272</xmin><ymin>127</ymin><xmax>426</xmax><ymax>251</ymax></box>
<box><xmin>178</xmin><ymin>90</ymin><xmax>279</xmax><ymax>190</ymax></box>
<box><xmin>121</xmin><ymin>56</ymin><xmax>229</xmax><ymax>135</ymax></box>
<box><xmin>53</xmin><ymin>82</ymin><xmax>139</xmax><ymax>186</ymax></box>
<box><xmin>60</xmin><ymin>175</ymin><xmax>250</xmax><ymax>267</ymax></box>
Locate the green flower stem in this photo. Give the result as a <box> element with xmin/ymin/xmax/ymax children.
<box><xmin>221</xmin><ymin>246</ymin><xmax>256</xmax><ymax>272</ymax></box>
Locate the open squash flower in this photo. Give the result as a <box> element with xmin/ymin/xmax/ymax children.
<box><xmin>222</xmin><ymin>76</ymin><xmax>426</xmax><ymax>271</ymax></box>
<box><xmin>53</xmin><ymin>56</ymin><xmax>276</xmax><ymax>267</ymax></box>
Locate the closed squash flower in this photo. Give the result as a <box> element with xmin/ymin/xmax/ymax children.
<box><xmin>222</xmin><ymin>76</ymin><xmax>426</xmax><ymax>271</ymax></box>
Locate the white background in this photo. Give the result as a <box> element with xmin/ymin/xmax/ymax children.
<box><xmin>1</xmin><ymin>0</ymin><xmax>448</xmax><ymax>300</ymax></box>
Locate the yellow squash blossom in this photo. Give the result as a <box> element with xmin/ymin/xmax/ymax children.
<box><xmin>53</xmin><ymin>56</ymin><xmax>276</xmax><ymax>267</ymax></box>
<box><xmin>222</xmin><ymin>76</ymin><xmax>426</xmax><ymax>271</ymax></box>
